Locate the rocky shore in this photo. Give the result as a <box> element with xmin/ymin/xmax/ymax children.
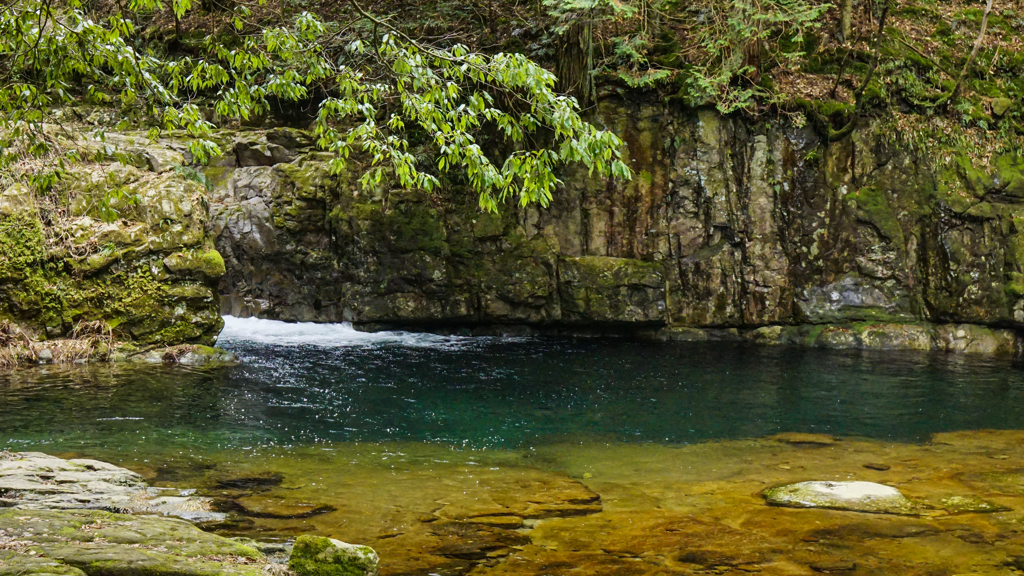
<box><xmin>0</xmin><ymin>452</ymin><xmax>378</xmax><ymax>576</ymax></box>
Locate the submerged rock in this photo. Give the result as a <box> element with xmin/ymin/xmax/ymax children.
<box><xmin>289</xmin><ymin>535</ymin><xmax>379</xmax><ymax>576</ymax></box>
<box><xmin>0</xmin><ymin>452</ymin><xmax>221</xmax><ymax>522</ymax></box>
<box><xmin>763</xmin><ymin>481</ymin><xmax>918</xmax><ymax>515</ymax></box>
<box><xmin>862</xmin><ymin>462</ymin><xmax>891</xmax><ymax>471</ymax></box>
<box><xmin>938</xmin><ymin>495</ymin><xmax>1010</xmax><ymax>514</ymax></box>
<box><xmin>770</xmin><ymin>432</ymin><xmax>836</xmax><ymax>446</ymax></box>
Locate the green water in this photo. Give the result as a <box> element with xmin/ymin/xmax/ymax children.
<box><xmin>2</xmin><ymin>317</ymin><xmax>1024</xmax><ymax>458</ymax></box>
<box><xmin>8</xmin><ymin>318</ymin><xmax>1024</xmax><ymax>576</ymax></box>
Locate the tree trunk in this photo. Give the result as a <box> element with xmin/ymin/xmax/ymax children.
<box><xmin>949</xmin><ymin>0</ymin><xmax>995</xmax><ymax>102</ymax></box>
<box><xmin>840</xmin><ymin>0</ymin><xmax>854</xmax><ymax>42</ymax></box>
<box><xmin>555</xmin><ymin>18</ymin><xmax>594</xmax><ymax>108</ymax></box>
<box><xmin>828</xmin><ymin>0</ymin><xmax>892</xmax><ymax>141</ymax></box>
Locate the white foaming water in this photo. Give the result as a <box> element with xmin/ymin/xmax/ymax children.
<box><xmin>216</xmin><ymin>315</ymin><xmax>478</xmax><ymax>348</ymax></box>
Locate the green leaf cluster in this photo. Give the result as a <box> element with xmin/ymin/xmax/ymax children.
<box><xmin>0</xmin><ymin>0</ymin><xmax>632</xmax><ymax>212</ymax></box>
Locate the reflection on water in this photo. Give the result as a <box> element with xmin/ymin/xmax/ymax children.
<box><xmin>4</xmin><ymin>318</ymin><xmax>1024</xmax><ymax>575</ymax></box>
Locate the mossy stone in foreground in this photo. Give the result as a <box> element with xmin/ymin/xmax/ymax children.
<box><xmin>288</xmin><ymin>535</ymin><xmax>379</xmax><ymax>576</ymax></box>
<box><xmin>0</xmin><ymin>509</ymin><xmax>263</xmax><ymax>576</ymax></box>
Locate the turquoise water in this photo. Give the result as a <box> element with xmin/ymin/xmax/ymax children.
<box><xmin>2</xmin><ymin>317</ymin><xmax>1024</xmax><ymax>455</ymax></box>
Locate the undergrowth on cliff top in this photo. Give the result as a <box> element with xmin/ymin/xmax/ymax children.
<box><xmin>0</xmin><ymin>0</ymin><xmax>632</xmax><ymax>214</ymax></box>
<box><xmin>2</xmin><ymin>0</ymin><xmax>1023</xmax><ymax>209</ymax></box>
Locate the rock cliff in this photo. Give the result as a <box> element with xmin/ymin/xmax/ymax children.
<box><xmin>210</xmin><ymin>97</ymin><xmax>1024</xmax><ymax>354</ymax></box>
<box><xmin>5</xmin><ymin>98</ymin><xmax>1023</xmax><ymax>357</ymax></box>
<box><xmin>0</xmin><ymin>131</ymin><xmax>224</xmax><ymax>361</ymax></box>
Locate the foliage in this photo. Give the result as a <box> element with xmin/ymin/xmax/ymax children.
<box><xmin>173</xmin><ymin>165</ymin><xmax>213</xmax><ymax>191</ymax></box>
<box><xmin>544</xmin><ymin>0</ymin><xmax>832</xmax><ymax>112</ymax></box>
<box><xmin>97</xmin><ymin>182</ymin><xmax>140</xmax><ymax>224</ymax></box>
<box><xmin>546</xmin><ymin>0</ymin><xmax>640</xmax><ymax>35</ymax></box>
<box><xmin>680</xmin><ymin>0</ymin><xmax>833</xmax><ymax>113</ymax></box>
<box><xmin>0</xmin><ymin>0</ymin><xmax>631</xmax><ymax>212</ymax></box>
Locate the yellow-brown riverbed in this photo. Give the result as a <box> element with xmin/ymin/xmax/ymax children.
<box><xmin>74</xmin><ymin>429</ymin><xmax>1024</xmax><ymax>576</ymax></box>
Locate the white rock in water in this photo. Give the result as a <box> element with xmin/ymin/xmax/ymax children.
<box><xmin>763</xmin><ymin>481</ymin><xmax>918</xmax><ymax>515</ymax></box>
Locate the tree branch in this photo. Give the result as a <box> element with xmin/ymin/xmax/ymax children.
<box><xmin>828</xmin><ymin>0</ymin><xmax>892</xmax><ymax>142</ymax></box>
<box><xmin>946</xmin><ymin>0</ymin><xmax>995</xmax><ymax>105</ymax></box>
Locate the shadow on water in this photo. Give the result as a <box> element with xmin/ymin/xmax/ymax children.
<box><xmin>1</xmin><ymin>318</ymin><xmax>1024</xmax><ymax>454</ymax></box>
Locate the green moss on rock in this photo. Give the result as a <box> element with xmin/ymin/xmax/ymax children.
<box><xmin>846</xmin><ymin>186</ymin><xmax>904</xmax><ymax>245</ymax></box>
<box><xmin>0</xmin><ymin>509</ymin><xmax>263</xmax><ymax>576</ymax></box>
<box><xmin>0</xmin><ymin>213</ymin><xmax>45</xmax><ymax>282</ymax></box>
<box><xmin>559</xmin><ymin>257</ymin><xmax>665</xmax><ymax>324</ymax></box>
<box><xmin>163</xmin><ymin>247</ymin><xmax>227</xmax><ymax>279</ymax></box>
<box><xmin>288</xmin><ymin>535</ymin><xmax>379</xmax><ymax>576</ymax></box>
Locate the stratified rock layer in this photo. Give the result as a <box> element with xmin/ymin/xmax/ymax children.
<box><xmin>206</xmin><ymin>102</ymin><xmax>1024</xmax><ymax>352</ymax></box>
<box><xmin>0</xmin><ymin>452</ymin><xmax>220</xmax><ymax>522</ymax></box>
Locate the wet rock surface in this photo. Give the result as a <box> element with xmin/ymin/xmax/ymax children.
<box><xmin>0</xmin><ymin>509</ymin><xmax>265</xmax><ymax>576</ymax></box>
<box><xmin>0</xmin><ymin>454</ymin><xmax>381</xmax><ymax>576</ymax></box>
<box><xmin>0</xmin><ymin>452</ymin><xmax>220</xmax><ymax>522</ymax></box>
<box><xmin>186</xmin><ymin>462</ymin><xmax>604</xmax><ymax>576</ymax></box>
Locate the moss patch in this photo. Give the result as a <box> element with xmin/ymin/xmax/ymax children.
<box><xmin>288</xmin><ymin>535</ymin><xmax>379</xmax><ymax>576</ymax></box>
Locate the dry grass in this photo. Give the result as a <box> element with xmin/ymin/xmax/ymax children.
<box><xmin>0</xmin><ymin>319</ymin><xmax>118</xmax><ymax>368</ymax></box>
<box><xmin>0</xmin><ymin>322</ymin><xmax>33</xmax><ymax>369</ymax></box>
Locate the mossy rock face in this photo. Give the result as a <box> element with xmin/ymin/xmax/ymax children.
<box><xmin>190</xmin><ymin>109</ymin><xmax>1024</xmax><ymax>351</ymax></box>
<box><xmin>933</xmin><ymin>324</ymin><xmax>1018</xmax><ymax>355</ymax></box>
<box><xmin>856</xmin><ymin>323</ymin><xmax>933</xmax><ymax>351</ymax></box>
<box><xmin>558</xmin><ymin>257</ymin><xmax>665</xmax><ymax>324</ymax></box>
<box><xmin>738</xmin><ymin>322</ymin><xmax>1021</xmax><ymax>354</ymax></box>
<box><xmin>163</xmin><ymin>246</ymin><xmax>227</xmax><ymax>280</ymax></box>
<box><xmin>0</xmin><ymin>212</ymin><xmax>45</xmax><ymax>282</ymax></box>
<box><xmin>994</xmin><ymin>155</ymin><xmax>1024</xmax><ymax>197</ymax></box>
<box><xmin>0</xmin><ymin>183</ymin><xmax>36</xmax><ymax>216</ymax></box>
<box><xmin>0</xmin><ymin>139</ymin><xmax>225</xmax><ymax>349</ymax></box>
<box><xmin>795</xmin><ymin>277</ymin><xmax>912</xmax><ymax>325</ymax></box>
<box><xmin>288</xmin><ymin>535</ymin><xmax>379</xmax><ymax>576</ymax></box>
